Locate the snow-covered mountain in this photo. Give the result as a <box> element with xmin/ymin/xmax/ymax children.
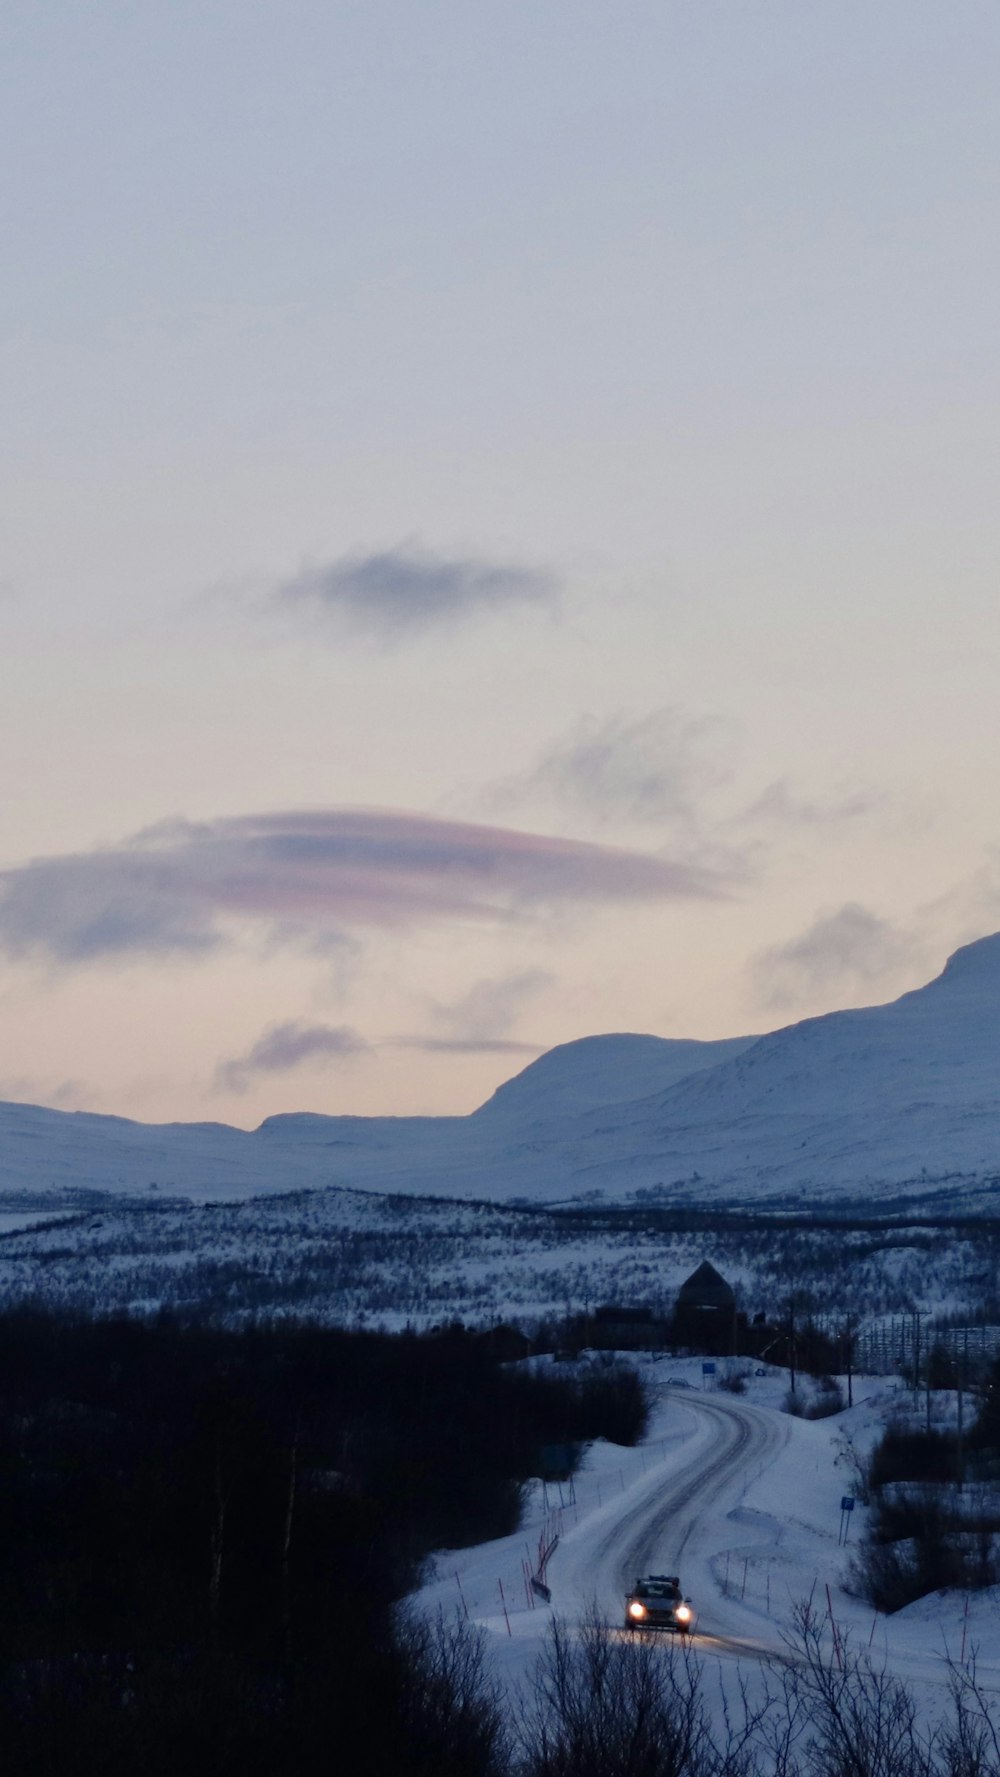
<box><xmin>4</xmin><ymin>934</ymin><xmax>1000</xmax><ymax>1211</ymax></box>
<box><xmin>473</xmin><ymin>1032</ymin><xmax>754</xmax><ymax>1124</ymax></box>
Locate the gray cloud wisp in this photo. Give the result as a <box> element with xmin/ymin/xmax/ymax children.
<box><xmin>216</xmin><ymin>1020</ymin><xmax>369</xmax><ymax>1094</ymax></box>
<box><xmin>752</xmin><ymin>903</ymin><xmax>921</xmax><ymax>1009</ymax></box>
<box><xmin>0</xmin><ymin>808</ymin><xmax>727</xmax><ymax>966</ymax></box>
<box><xmin>273</xmin><ymin>545</ymin><xmax>557</xmax><ymax>640</ymax></box>
<box><xmin>391</xmin><ymin>968</ymin><xmax>553</xmax><ymax>1057</ymax></box>
<box><xmin>491</xmin><ymin>707</ymin><xmax>735</xmax><ymax>828</ymax></box>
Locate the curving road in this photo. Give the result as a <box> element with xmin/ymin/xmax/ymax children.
<box><xmin>547</xmin><ymin>1385</ymin><xmax>1000</xmax><ymax>1696</ymax></box>
<box><xmin>553</xmin><ymin>1387</ymin><xmax>790</xmax><ymax>1657</ymax></box>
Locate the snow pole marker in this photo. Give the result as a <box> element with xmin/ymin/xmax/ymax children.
<box><xmin>961</xmin><ymin>1593</ymin><xmax>969</xmax><ymax>1666</ymax></box>
<box><xmin>498</xmin><ymin>1578</ymin><xmax>512</xmax><ymax>1637</ymax></box>
<box><xmin>825</xmin><ymin>1584</ymin><xmax>843</xmax><ymax>1671</ymax></box>
<box><xmin>741</xmin><ymin>1558</ymin><xmax>748</xmax><ymax>1601</ymax></box>
<box><xmin>455</xmin><ymin>1570</ymin><xmax>469</xmax><ymax>1620</ymax></box>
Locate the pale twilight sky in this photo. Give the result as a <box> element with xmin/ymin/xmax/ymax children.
<box><xmin>2</xmin><ymin>1</ymin><xmax>999</xmax><ymax>1126</ymax></box>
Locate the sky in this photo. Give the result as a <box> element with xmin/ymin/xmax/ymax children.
<box><xmin>3</xmin><ymin>0</ymin><xmax>1000</xmax><ymax>1126</ymax></box>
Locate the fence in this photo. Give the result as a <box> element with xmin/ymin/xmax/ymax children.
<box><xmin>856</xmin><ymin>1317</ymin><xmax>1000</xmax><ymax>1376</ymax></box>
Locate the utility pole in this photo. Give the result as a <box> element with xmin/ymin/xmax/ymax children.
<box><xmin>788</xmin><ymin>1300</ymin><xmax>796</xmax><ymax>1397</ymax></box>
<box><xmin>842</xmin><ymin>1316</ymin><xmax>855</xmax><ymax>1409</ymax></box>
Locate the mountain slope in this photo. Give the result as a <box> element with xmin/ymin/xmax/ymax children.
<box><xmin>3</xmin><ymin>936</ymin><xmax>1000</xmax><ymax>1209</ymax></box>
<box><xmin>472</xmin><ymin>1032</ymin><xmax>756</xmax><ymax>1124</ymax></box>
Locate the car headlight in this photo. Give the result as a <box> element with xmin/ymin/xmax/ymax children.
<box><xmin>675</xmin><ymin>1604</ymin><xmax>692</xmax><ymax>1623</ymax></box>
<box><xmin>628</xmin><ymin>1601</ymin><xmax>646</xmax><ymax>1620</ymax></box>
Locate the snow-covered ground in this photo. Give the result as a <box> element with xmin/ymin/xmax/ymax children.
<box><xmin>0</xmin><ymin>1185</ymin><xmax>992</xmax><ymax>1330</ymax></box>
<box><xmin>414</xmin><ymin>1358</ymin><xmax>1000</xmax><ymax>1723</ymax></box>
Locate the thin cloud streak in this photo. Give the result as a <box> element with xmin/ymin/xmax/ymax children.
<box><xmin>0</xmin><ymin>808</ymin><xmax>729</xmax><ymax>966</ymax></box>
<box><xmin>388</xmin><ymin>1036</ymin><xmax>540</xmax><ymax>1056</ymax></box>
<box><xmin>272</xmin><ymin>545</ymin><xmax>557</xmax><ymax>641</ymax></box>
<box><xmin>736</xmin><ymin>779</ymin><xmax>881</xmax><ymax>830</ymax></box>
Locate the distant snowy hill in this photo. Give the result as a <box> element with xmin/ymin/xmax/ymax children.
<box><xmin>473</xmin><ymin>1032</ymin><xmax>754</xmax><ymax>1124</ymax></box>
<box><xmin>4</xmin><ymin>935</ymin><xmax>1000</xmax><ymax>1210</ymax></box>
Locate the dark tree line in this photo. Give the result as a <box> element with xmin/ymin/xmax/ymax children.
<box><xmin>0</xmin><ymin>1309</ymin><xmax>646</xmax><ymax>1775</ymax></box>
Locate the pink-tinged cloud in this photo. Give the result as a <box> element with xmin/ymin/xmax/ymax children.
<box><xmin>0</xmin><ymin>807</ymin><xmax>729</xmax><ymax>965</ymax></box>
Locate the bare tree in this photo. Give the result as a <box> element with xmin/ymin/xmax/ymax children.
<box><xmin>517</xmin><ymin>1606</ymin><xmax>771</xmax><ymax>1777</ymax></box>
<box><xmin>937</xmin><ymin>1655</ymin><xmax>1000</xmax><ymax>1777</ymax></box>
<box><xmin>779</xmin><ymin>1602</ymin><xmax>937</xmax><ymax>1777</ymax></box>
<box><xmin>394</xmin><ymin>1607</ymin><xmax>511</xmax><ymax>1777</ymax></box>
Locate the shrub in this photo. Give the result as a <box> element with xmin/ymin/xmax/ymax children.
<box><xmin>718</xmin><ymin>1365</ymin><xmax>749</xmax><ymax>1395</ymax></box>
<box><xmin>804</xmin><ymin>1376</ymin><xmax>845</xmax><ymax>1419</ymax></box>
<box><xmin>866</xmin><ymin>1424</ymin><xmax>958</xmax><ymax>1492</ymax></box>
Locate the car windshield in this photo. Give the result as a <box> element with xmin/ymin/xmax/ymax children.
<box><xmin>638</xmin><ymin>1582</ymin><xmax>679</xmax><ymax>1600</ymax></box>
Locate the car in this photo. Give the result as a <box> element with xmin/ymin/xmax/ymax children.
<box><xmin>624</xmin><ymin>1574</ymin><xmax>695</xmax><ymax>1634</ymax></box>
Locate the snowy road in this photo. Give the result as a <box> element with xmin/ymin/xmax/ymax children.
<box><xmin>552</xmin><ymin>1387</ymin><xmax>790</xmax><ymax>1659</ymax></box>
<box><xmin>418</xmin><ymin>1365</ymin><xmax>1000</xmax><ymax>1711</ymax></box>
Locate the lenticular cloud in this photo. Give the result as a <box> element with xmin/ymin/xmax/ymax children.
<box><xmin>0</xmin><ymin>807</ymin><xmax>726</xmax><ymax>965</ymax></box>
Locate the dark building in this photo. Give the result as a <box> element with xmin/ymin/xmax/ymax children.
<box><xmin>672</xmin><ymin>1260</ymin><xmax>737</xmax><ymax>1354</ymax></box>
<box><xmin>590</xmin><ymin>1304</ymin><xmax>658</xmax><ymax>1349</ymax></box>
<box><xmin>676</xmin><ymin>1261</ymin><xmax>735</xmax><ymax>1314</ymax></box>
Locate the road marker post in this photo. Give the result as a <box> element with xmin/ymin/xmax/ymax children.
<box><xmin>961</xmin><ymin>1593</ymin><xmax>970</xmax><ymax>1666</ymax></box>
<box><xmin>825</xmin><ymin>1584</ymin><xmax>843</xmax><ymax>1671</ymax></box>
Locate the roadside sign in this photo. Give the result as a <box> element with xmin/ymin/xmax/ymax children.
<box><xmin>702</xmin><ymin>1361</ymin><xmax>716</xmax><ymax>1375</ymax></box>
<box><xmin>538</xmin><ymin>1444</ymin><xmax>576</xmax><ymax>1480</ymax></box>
<box><xmin>840</xmin><ymin>1497</ymin><xmax>855</xmax><ymax>1512</ymax></box>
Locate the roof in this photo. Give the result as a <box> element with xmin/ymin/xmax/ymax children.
<box><xmin>676</xmin><ymin>1260</ymin><xmax>734</xmax><ymax>1304</ymax></box>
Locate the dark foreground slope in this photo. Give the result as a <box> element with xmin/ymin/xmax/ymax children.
<box><xmin>0</xmin><ymin>1311</ymin><xmax>645</xmax><ymax>1776</ymax></box>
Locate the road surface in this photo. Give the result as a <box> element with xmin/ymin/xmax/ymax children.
<box><xmin>551</xmin><ymin>1386</ymin><xmax>790</xmax><ymax>1659</ymax></box>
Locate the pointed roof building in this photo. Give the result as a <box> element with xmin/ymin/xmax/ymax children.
<box><xmin>676</xmin><ymin>1261</ymin><xmax>734</xmax><ymax>1312</ymax></box>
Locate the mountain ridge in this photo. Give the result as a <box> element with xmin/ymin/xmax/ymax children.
<box><xmin>2</xmin><ymin>934</ymin><xmax>1000</xmax><ymax>1210</ymax></box>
